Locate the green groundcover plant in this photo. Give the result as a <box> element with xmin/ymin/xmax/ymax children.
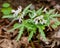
<box><xmin>1</xmin><ymin>3</ymin><xmax>60</xmax><ymax>42</ymax></box>
<box><xmin>1</xmin><ymin>3</ymin><xmax>12</xmax><ymax>15</ymax></box>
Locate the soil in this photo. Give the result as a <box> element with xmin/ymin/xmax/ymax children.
<box><xmin>0</xmin><ymin>0</ymin><xmax>60</xmax><ymax>48</ymax></box>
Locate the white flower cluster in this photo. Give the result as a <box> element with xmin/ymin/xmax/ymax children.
<box><xmin>12</xmin><ymin>6</ymin><xmax>22</xmax><ymax>17</ymax></box>
<box><xmin>12</xmin><ymin>6</ymin><xmax>23</xmax><ymax>23</ymax></box>
<box><xmin>34</xmin><ymin>15</ymin><xmax>47</xmax><ymax>25</ymax></box>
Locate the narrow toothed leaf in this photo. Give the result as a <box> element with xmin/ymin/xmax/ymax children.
<box><xmin>16</xmin><ymin>26</ymin><xmax>24</xmax><ymax>41</ymax></box>
<box><xmin>36</xmin><ymin>7</ymin><xmax>43</xmax><ymax>16</ymax></box>
<box><xmin>28</xmin><ymin>31</ymin><xmax>34</xmax><ymax>41</ymax></box>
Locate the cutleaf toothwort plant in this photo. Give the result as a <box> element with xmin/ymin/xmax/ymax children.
<box><xmin>2</xmin><ymin>3</ymin><xmax>32</xmax><ymax>23</ymax></box>
<box><xmin>2</xmin><ymin>3</ymin><xmax>60</xmax><ymax>43</ymax></box>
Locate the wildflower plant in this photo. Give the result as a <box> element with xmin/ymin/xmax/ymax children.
<box><xmin>2</xmin><ymin>3</ymin><xmax>32</xmax><ymax>23</ymax></box>
<box><xmin>2</xmin><ymin>3</ymin><xmax>60</xmax><ymax>42</ymax></box>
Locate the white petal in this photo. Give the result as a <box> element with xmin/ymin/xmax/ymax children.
<box><xmin>12</xmin><ymin>10</ymin><xmax>16</xmax><ymax>13</ymax></box>
<box><xmin>43</xmin><ymin>7</ymin><xmax>47</xmax><ymax>12</ymax></box>
<box><xmin>35</xmin><ymin>21</ymin><xmax>38</xmax><ymax>24</ymax></box>
<box><xmin>19</xmin><ymin>18</ymin><xmax>22</xmax><ymax>23</ymax></box>
<box><xmin>18</xmin><ymin>6</ymin><xmax>22</xmax><ymax>12</ymax></box>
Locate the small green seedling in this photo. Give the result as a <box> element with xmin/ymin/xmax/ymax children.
<box><xmin>1</xmin><ymin>3</ymin><xmax>12</xmax><ymax>15</ymax></box>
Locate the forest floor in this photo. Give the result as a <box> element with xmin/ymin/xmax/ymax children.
<box><xmin>0</xmin><ymin>0</ymin><xmax>60</xmax><ymax>48</ymax></box>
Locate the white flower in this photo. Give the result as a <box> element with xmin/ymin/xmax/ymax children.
<box><xmin>12</xmin><ymin>6</ymin><xmax>22</xmax><ymax>17</ymax></box>
<box><xmin>12</xmin><ymin>6</ymin><xmax>23</xmax><ymax>23</ymax></box>
<box><xmin>16</xmin><ymin>14</ymin><xmax>23</xmax><ymax>23</ymax></box>
<box><xmin>12</xmin><ymin>10</ymin><xmax>16</xmax><ymax>13</ymax></box>
<box><xmin>35</xmin><ymin>20</ymin><xmax>38</xmax><ymax>24</ymax></box>
<box><xmin>34</xmin><ymin>15</ymin><xmax>43</xmax><ymax>24</ymax></box>
<box><xmin>19</xmin><ymin>16</ymin><xmax>22</xmax><ymax>23</ymax></box>
<box><xmin>37</xmin><ymin>15</ymin><xmax>43</xmax><ymax>20</ymax></box>
<box><xmin>43</xmin><ymin>7</ymin><xmax>47</xmax><ymax>12</ymax></box>
<box><xmin>34</xmin><ymin>15</ymin><xmax>43</xmax><ymax>21</ymax></box>
<box><xmin>18</xmin><ymin>14</ymin><xmax>24</xmax><ymax>23</ymax></box>
<box><xmin>40</xmin><ymin>19</ymin><xmax>47</xmax><ymax>24</ymax></box>
<box><xmin>34</xmin><ymin>15</ymin><xmax>47</xmax><ymax>25</ymax></box>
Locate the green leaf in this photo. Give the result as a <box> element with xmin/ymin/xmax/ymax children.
<box><xmin>51</xmin><ymin>19</ymin><xmax>60</xmax><ymax>29</ymax></box>
<box><xmin>46</xmin><ymin>9</ymin><xmax>55</xmax><ymax>15</ymax></box>
<box><xmin>1</xmin><ymin>7</ymin><xmax>12</xmax><ymax>15</ymax></box>
<box><xmin>13</xmin><ymin>23</ymin><xmax>20</xmax><ymax>28</ymax></box>
<box><xmin>51</xmin><ymin>24</ymin><xmax>57</xmax><ymax>29</ymax></box>
<box><xmin>16</xmin><ymin>26</ymin><xmax>24</xmax><ymax>41</ymax></box>
<box><xmin>38</xmin><ymin>27</ymin><xmax>47</xmax><ymax>41</ymax></box>
<box><xmin>36</xmin><ymin>7</ymin><xmax>43</xmax><ymax>16</ymax></box>
<box><xmin>24</xmin><ymin>20</ymin><xmax>36</xmax><ymax>31</ymax></box>
<box><xmin>44</xmin><ymin>14</ymin><xmax>50</xmax><ymax>26</ymax></box>
<box><xmin>28</xmin><ymin>31</ymin><xmax>34</xmax><ymax>41</ymax></box>
<box><xmin>29</xmin><ymin>10</ymin><xmax>36</xmax><ymax>18</ymax></box>
<box><xmin>52</xmin><ymin>18</ymin><xmax>60</xmax><ymax>26</ymax></box>
<box><xmin>23</xmin><ymin>4</ymin><xmax>32</xmax><ymax>15</ymax></box>
<box><xmin>50</xmin><ymin>13</ymin><xmax>60</xmax><ymax>18</ymax></box>
<box><xmin>8</xmin><ymin>23</ymin><xmax>21</xmax><ymax>32</ymax></box>
<box><xmin>2</xmin><ymin>3</ymin><xmax>10</xmax><ymax>8</ymax></box>
<box><xmin>2</xmin><ymin>14</ymin><xmax>13</xmax><ymax>18</ymax></box>
<box><xmin>40</xmin><ymin>25</ymin><xmax>45</xmax><ymax>30</ymax></box>
<box><xmin>55</xmin><ymin>20</ymin><xmax>60</xmax><ymax>26</ymax></box>
<box><xmin>46</xmin><ymin>18</ymin><xmax>50</xmax><ymax>26</ymax></box>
